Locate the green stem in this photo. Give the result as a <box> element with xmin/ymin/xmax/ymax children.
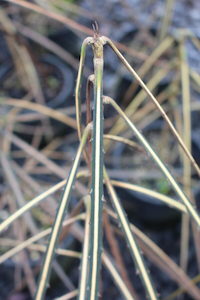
<box><xmin>88</xmin><ymin>38</ymin><xmax>104</xmax><ymax>300</ymax></box>
<box><xmin>104</xmin><ymin>168</ymin><xmax>158</xmax><ymax>300</ymax></box>
<box><xmin>75</xmin><ymin>37</ymin><xmax>93</xmax><ymax>140</ymax></box>
<box><xmin>35</xmin><ymin>124</ymin><xmax>91</xmax><ymax>300</ymax></box>
<box><xmin>78</xmin><ymin>195</ymin><xmax>91</xmax><ymax>300</ymax></box>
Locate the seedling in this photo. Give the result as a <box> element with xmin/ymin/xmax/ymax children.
<box><xmin>1</xmin><ymin>28</ymin><xmax>200</xmax><ymax>300</ymax></box>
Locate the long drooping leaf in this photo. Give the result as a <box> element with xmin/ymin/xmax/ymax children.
<box><xmin>0</xmin><ymin>179</ymin><xmax>66</xmax><ymax>234</ymax></box>
<box><xmin>0</xmin><ymin>214</ymin><xmax>85</xmax><ymax>265</ymax></box>
<box><xmin>103</xmin><ymin>36</ymin><xmax>200</xmax><ymax>177</ymax></box>
<box><xmin>104</xmin><ymin>96</ymin><xmax>200</xmax><ymax>227</ymax></box>
<box><xmin>104</xmin><ymin>168</ymin><xmax>158</xmax><ymax>300</ymax></box>
<box><xmin>110</xmin><ymin>180</ymin><xmax>187</xmax><ymax>213</ymax></box>
<box><xmin>35</xmin><ymin>124</ymin><xmax>91</xmax><ymax>300</ymax></box>
<box><xmin>106</xmin><ymin>207</ymin><xmax>200</xmax><ymax>300</ymax></box>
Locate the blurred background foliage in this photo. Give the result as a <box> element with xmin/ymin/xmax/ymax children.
<box><xmin>0</xmin><ymin>0</ymin><xmax>200</xmax><ymax>299</ymax></box>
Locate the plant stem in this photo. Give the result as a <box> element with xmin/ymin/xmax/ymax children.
<box><xmin>75</xmin><ymin>37</ymin><xmax>93</xmax><ymax>140</ymax></box>
<box><xmin>179</xmin><ymin>37</ymin><xmax>191</xmax><ymax>272</ymax></box>
<box><xmin>104</xmin><ymin>168</ymin><xmax>158</xmax><ymax>300</ymax></box>
<box><xmin>35</xmin><ymin>124</ymin><xmax>91</xmax><ymax>300</ymax></box>
<box><xmin>78</xmin><ymin>195</ymin><xmax>91</xmax><ymax>300</ymax></box>
<box><xmin>88</xmin><ymin>37</ymin><xmax>104</xmax><ymax>300</ymax></box>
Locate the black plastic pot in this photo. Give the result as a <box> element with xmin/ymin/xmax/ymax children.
<box><xmin>112</xmin><ymin>142</ymin><xmax>180</xmax><ymax>226</ymax></box>
<box><xmin>1</xmin><ymin>52</ymin><xmax>76</xmax><ymax>148</ymax></box>
<box><xmin>115</xmin><ymin>185</ymin><xmax>180</xmax><ymax>225</ymax></box>
<box><xmin>39</xmin><ymin>54</ymin><xmax>74</xmax><ymax>109</ymax></box>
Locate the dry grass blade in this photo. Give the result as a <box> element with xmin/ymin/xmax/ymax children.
<box><xmin>1</xmin><ymin>157</ymin><xmax>37</xmax><ymax>295</ymax></box>
<box><xmin>29</xmin><ymin>244</ymin><xmax>81</xmax><ymax>259</ymax></box>
<box><xmin>1</xmin><ymin>130</ymin><xmax>67</xmax><ymax>178</ymax></box>
<box><xmin>1</xmin><ymin>98</ymin><xmax>77</xmax><ymax>129</ymax></box>
<box><xmin>110</xmin><ymin>180</ymin><xmax>187</xmax><ymax>213</ymax></box>
<box><xmin>12</xmin><ymin>161</ymin><xmax>58</xmax><ymax>215</ymax></box>
<box><xmin>104</xmin><ymin>168</ymin><xmax>158</xmax><ymax>300</ymax></box>
<box><xmin>133</xmin><ymin>226</ymin><xmax>200</xmax><ymax>300</ymax></box>
<box><xmin>164</xmin><ymin>273</ymin><xmax>200</xmax><ymax>300</ymax></box>
<box><xmin>0</xmin><ymin>179</ymin><xmax>66</xmax><ymax>234</ymax></box>
<box><xmin>124</xmin><ymin>36</ymin><xmax>174</xmax><ymax>102</ymax></box>
<box><xmin>107</xmin><ymin>208</ymin><xmax>200</xmax><ymax>300</ymax></box>
<box><xmin>66</xmin><ymin>197</ymin><xmax>136</xmax><ymax>300</ymax></box>
<box><xmin>50</xmin><ymin>0</ymin><xmax>98</xmax><ymax>20</ymax></box>
<box><xmin>0</xmin><ymin>214</ymin><xmax>85</xmax><ymax>265</ymax></box>
<box><xmin>104</xmin><ymin>96</ymin><xmax>200</xmax><ymax>227</ymax></box>
<box><xmin>104</xmin><ymin>134</ymin><xmax>143</xmax><ymax>152</ymax></box>
<box><xmin>0</xmin><ymin>153</ymin><xmax>38</xmax><ymax>234</ymax></box>
<box><xmin>0</xmin><ymin>9</ymin><xmax>52</xmax><ymax>137</ymax></box>
<box><xmin>5</xmin><ymin>0</ymin><xmax>93</xmax><ymax>35</ymax></box>
<box><xmin>103</xmin><ymin>36</ymin><xmax>200</xmax><ymax>177</ymax></box>
<box><xmin>15</xmin><ymin>23</ymin><xmax>80</xmax><ymax>70</ymax></box>
<box><xmin>103</xmin><ymin>212</ymin><xmax>137</xmax><ymax>298</ymax></box>
<box><xmin>4</xmin><ymin>0</ymin><xmax>148</xmax><ymax>61</ymax></box>
<box><xmin>190</xmin><ymin>35</ymin><xmax>200</xmax><ymax>51</ymax></box>
<box><xmin>55</xmin><ymin>290</ymin><xmax>78</xmax><ymax>300</ymax></box>
<box><xmin>0</xmin><ymin>238</ymin><xmax>81</xmax><ymax>259</ymax></box>
<box><xmin>179</xmin><ymin>36</ymin><xmax>200</xmax><ymax>273</ymax></box>
<box><xmin>190</xmin><ymin>69</ymin><xmax>200</xmax><ymax>85</ymax></box>
<box><xmin>106</xmin><ymin>66</ymin><xmax>171</xmax><ymax>147</ymax></box>
<box><xmin>159</xmin><ymin>0</ymin><xmax>174</xmax><ymax>41</ymax></box>
<box><xmin>102</xmin><ymin>252</ymin><xmax>135</xmax><ymax>300</ymax></box>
